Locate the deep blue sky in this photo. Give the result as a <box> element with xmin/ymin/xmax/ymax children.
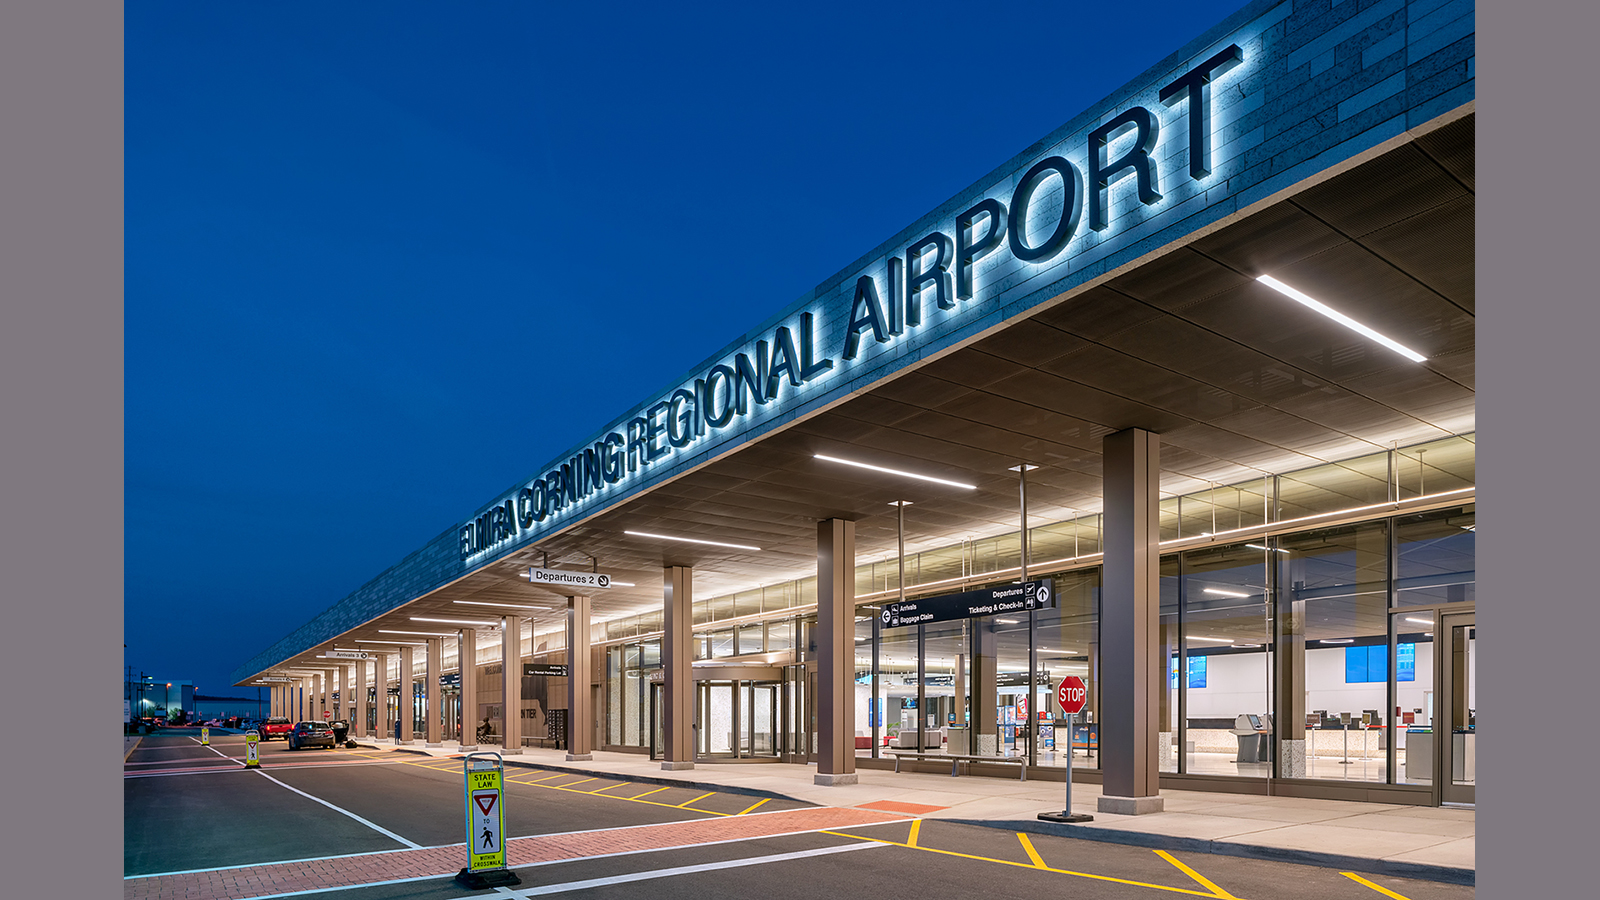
<box><xmin>126</xmin><ymin>1</ymin><xmax>1244</xmax><ymax>696</ymax></box>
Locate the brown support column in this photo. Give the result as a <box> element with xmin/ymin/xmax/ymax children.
<box><xmin>816</xmin><ymin>517</ymin><xmax>857</xmax><ymax>785</ymax></box>
<box><xmin>338</xmin><ymin>665</ymin><xmax>352</xmax><ymax>723</ymax></box>
<box><xmin>1274</xmin><ymin>561</ymin><xmax>1308</xmax><ymax>778</ymax></box>
<box><xmin>354</xmin><ymin>662</ymin><xmax>367</xmax><ymax>738</ymax></box>
<box><xmin>1099</xmin><ymin>427</ymin><xmax>1164</xmax><ymax>815</ymax></box>
<box><xmin>566</xmin><ymin>595</ymin><xmax>593</xmax><ymax>760</ymax></box>
<box><xmin>313</xmin><ymin>673</ymin><xmax>324</xmax><ymax>722</ymax></box>
<box><xmin>662</xmin><ymin>566</ymin><xmax>694</xmax><ymax>769</ymax></box>
<box><xmin>502</xmin><ymin>616</ymin><xmax>523</xmax><ymax>755</ymax></box>
<box><xmin>425</xmin><ymin>638</ymin><xmax>443</xmax><ymax>747</ymax></box>
<box><xmin>398</xmin><ymin>647</ymin><xmax>415</xmax><ymax>744</ymax></box>
<box><xmin>372</xmin><ymin>652</ymin><xmax>391</xmax><ymax>743</ymax></box>
<box><xmin>459</xmin><ymin>630</ymin><xmax>478</xmax><ymax>750</ymax></box>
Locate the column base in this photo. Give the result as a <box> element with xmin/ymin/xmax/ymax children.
<box><xmin>814</xmin><ymin>772</ymin><xmax>858</xmax><ymax>786</ymax></box>
<box><xmin>425</xmin><ymin>742</ymin><xmax>443</xmax><ymax>749</ymax></box>
<box><xmin>395</xmin><ymin>739</ymin><xmax>414</xmax><ymax>746</ymax></box>
<box><xmin>661</xmin><ymin>760</ymin><xmax>695</xmax><ymax>770</ymax></box>
<box><xmin>1097</xmin><ymin>795</ymin><xmax>1165</xmax><ymax>815</ymax></box>
<box><xmin>459</xmin><ymin>745</ymin><xmax>478</xmax><ymax>752</ymax></box>
<box><xmin>1279</xmin><ymin>739</ymin><xmax>1307</xmax><ymax>778</ymax></box>
<box><xmin>566</xmin><ymin>753</ymin><xmax>593</xmax><ymax>761</ymax></box>
<box><xmin>501</xmin><ymin>747</ymin><xmax>523</xmax><ymax>756</ymax></box>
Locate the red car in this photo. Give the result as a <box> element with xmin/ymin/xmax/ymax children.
<box><xmin>256</xmin><ymin>717</ymin><xmax>294</xmax><ymax>741</ymax></box>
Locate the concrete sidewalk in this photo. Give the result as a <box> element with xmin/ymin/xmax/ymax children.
<box><xmin>350</xmin><ymin>739</ymin><xmax>1474</xmax><ymax>885</ymax></box>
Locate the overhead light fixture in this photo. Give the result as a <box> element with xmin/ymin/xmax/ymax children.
<box><xmin>1404</xmin><ymin>616</ymin><xmax>1433</xmax><ymax>625</ymax></box>
<box><xmin>624</xmin><ymin>530</ymin><xmax>761</xmax><ymax>551</ymax></box>
<box><xmin>1187</xmin><ymin>635</ymin><xmax>1234</xmax><ymax>643</ymax></box>
<box><xmin>455</xmin><ymin>601</ymin><xmax>551</xmax><ymax>611</ymax></box>
<box><xmin>1246</xmin><ymin>543</ymin><xmax>1290</xmax><ymax>554</ymax></box>
<box><xmin>411</xmin><ymin>616</ymin><xmax>500</xmax><ymax>627</ymax></box>
<box><xmin>995</xmin><ymin>618</ymin><xmax>1021</xmax><ymax>624</ymax></box>
<box><xmin>814</xmin><ymin>454</ymin><xmax>976</xmax><ymax>490</ymax></box>
<box><xmin>380</xmin><ymin>629</ymin><xmax>464</xmax><ymax>637</ymax></box>
<box><xmin>1202</xmin><ymin>588</ymin><xmax>1252</xmax><ymax>598</ymax></box>
<box><xmin>1319</xmin><ymin>638</ymin><xmax>1354</xmax><ymax>644</ymax></box>
<box><xmin>1256</xmin><ymin>275</ymin><xmax>1428</xmax><ymax>362</ymax></box>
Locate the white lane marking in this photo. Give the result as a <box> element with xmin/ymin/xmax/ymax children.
<box><xmin>192</xmin><ymin>737</ymin><xmax>246</xmax><ymax>765</ymax></box>
<box><xmin>250</xmin><ymin>769</ymin><xmax>424</xmax><ymax>849</ymax></box>
<box><xmin>495</xmin><ymin>842</ymin><xmax>886</xmax><ymax>897</ymax></box>
<box><xmin>164</xmin><ymin>840</ymin><xmax>888</xmax><ymax>900</ymax></box>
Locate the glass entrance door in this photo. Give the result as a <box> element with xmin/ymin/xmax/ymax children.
<box><xmin>694</xmin><ymin>679</ymin><xmax>785</xmax><ymax>760</ymax></box>
<box><xmin>648</xmin><ymin>682</ymin><xmax>664</xmax><ymax>760</ymax></box>
<box><xmin>1440</xmin><ymin>613</ymin><xmax>1475</xmax><ymax>804</ymax></box>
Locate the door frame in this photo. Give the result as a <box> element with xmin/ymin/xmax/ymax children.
<box><xmin>1434</xmin><ymin>609</ymin><xmax>1475</xmax><ymax>806</ymax></box>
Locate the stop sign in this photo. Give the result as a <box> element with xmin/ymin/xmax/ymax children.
<box><xmin>1056</xmin><ymin>676</ymin><xmax>1087</xmax><ymax>715</ymax></box>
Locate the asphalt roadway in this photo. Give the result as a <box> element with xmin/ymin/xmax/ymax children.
<box><xmin>125</xmin><ymin>731</ymin><xmax>1472</xmax><ymax>900</ymax></box>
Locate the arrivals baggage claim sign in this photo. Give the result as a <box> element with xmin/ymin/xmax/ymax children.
<box><xmin>461</xmin><ymin>48</ymin><xmax>1245</xmax><ymax>563</ymax></box>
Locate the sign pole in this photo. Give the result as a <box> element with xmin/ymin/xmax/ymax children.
<box><xmin>455</xmin><ymin>751</ymin><xmax>520</xmax><ymax>889</ymax></box>
<box><xmin>1039</xmin><ymin>677</ymin><xmax>1092</xmax><ymax>824</ymax></box>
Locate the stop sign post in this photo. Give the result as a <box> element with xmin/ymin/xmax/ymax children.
<box><xmin>1038</xmin><ymin>676</ymin><xmax>1094</xmax><ymax>824</ymax></box>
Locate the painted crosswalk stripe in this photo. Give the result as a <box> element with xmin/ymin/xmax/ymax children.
<box><xmin>486</xmin><ymin>841</ymin><xmax>886</xmax><ymax>898</ymax></box>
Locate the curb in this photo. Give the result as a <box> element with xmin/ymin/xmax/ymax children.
<box><xmin>953</xmin><ymin>817</ymin><xmax>1474</xmax><ymax>886</ymax></box>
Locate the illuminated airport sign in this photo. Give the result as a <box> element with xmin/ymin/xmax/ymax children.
<box><xmin>460</xmin><ymin>47</ymin><xmax>1244</xmax><ymax>563</ymax></box>
<box><xmin>881</xmin><ymin>579</ymin><xmax>1056</xmax><ymax>628</ymax></box>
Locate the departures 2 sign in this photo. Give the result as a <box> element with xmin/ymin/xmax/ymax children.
<box><xmin>882</xmin><ymin>580</ymin><xmax>1056</xmax><ymax>628</ymax></box>
<box><xmin>459</xmin><ymin>46</ymin><xmax>1244</xmax><ymax>563</ymax></box>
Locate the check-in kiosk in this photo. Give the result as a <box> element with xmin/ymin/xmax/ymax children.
<box><xmin>1229</xmin><ymin>714</ymin><xmax>1270</xmax><ymax>763</ymax></box>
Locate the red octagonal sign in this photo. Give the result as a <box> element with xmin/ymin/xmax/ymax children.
<box><xmin>1056</xmin><ymin>676</ymin><xmax>1088</xmax><ymax>715</ymax></box>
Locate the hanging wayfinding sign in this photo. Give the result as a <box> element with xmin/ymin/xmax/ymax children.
<box><xmin>455</xmin><ymin>752</ymin><xmax>520</xmax><ymax>889</ymax></box>
<box><xmin>319</xmin><ymin>650</ymin><xmax>370</xmax><ymax>660</ymax></box>
<box><xmin>527</xmin><ymin>567</ymin><xmax>612</xmax><ymax>589</ymax></box>
<box><xmin>523</xmin><ymin>663</ymin><xmax>570</xmax><ymax>678</ymax></box>
<box><xmin>881</xmin><ymin>579</ymin><xmax>1055</xmax><ymax>628</ymax></box>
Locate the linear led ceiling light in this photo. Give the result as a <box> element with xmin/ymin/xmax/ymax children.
<box><xmin>1256</xmin><ymin>275</ymin><xmax>1428</xmax><ymax>362</ymax></box>
<box><xmin>1188</xmin><ymin>635</ymin><xmax>1235</xmax><ymax>643</ymax></box>
<box><xmin>454</xmin><ymin>600</ymin><xmax>551</xmax><ymax>611</ymax></box>
<box><xmin>379</xmin><ymin>629</ymin><xmax>459</xmax><ymax>637</ymax></box>
<box><xmin>814</xmin><ymin>454</ymin><xmax>976</xmax><ymax>490</ymax></box>
<box><xmin>410</xmin><ymin>616</ymin><xmax>501</xmax><ymax>627</ymax></box>
<box><xmin>1404</xmin><ymin>616</ymin><xmax>1433</xmax><ymax>625</ymax></box>
<box><xmin>1246</xmin><ymin>543</ymin><xmax>1291</xmax><ymax>554</ymax></box>
<box><xmin>1202</xmin><ymin>587</ymin><xmax>1253</xmax><ymax>598</ymax></box>
<box><xmin>1319</xmin><ymin>638</ymin><xmax>1354</xmax><ymax>644</ymax></box>
<box><xmin>624</xmin><ymin>530</ymin><xmax>761</xmax><ymax>551</ymax></box>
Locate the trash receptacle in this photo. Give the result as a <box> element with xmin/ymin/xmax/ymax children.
<box><xmin>331</xmin><ymin>720</ymin><xmax>352</xmax><ymax>747</ymax></box>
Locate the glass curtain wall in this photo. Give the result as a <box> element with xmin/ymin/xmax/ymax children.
<box><xmin>879</xmin><ymin>623</ymin><xmax>920</xmax><ymax>750</ymax></box>
<box><xmin>1393</xmin><ymin>505</ymin><xmax>1475</xmax><ymax>785</ymax></box>
<box><xmin>922</xmin><ymin>619</ymin><xmax>970</xmax><ymax>754</ymax></box>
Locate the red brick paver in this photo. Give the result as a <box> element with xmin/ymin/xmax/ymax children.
<box><xmin>124</xmin><ymin>805</ymin><xmax>907</xmax><ymax>900</ymax></box>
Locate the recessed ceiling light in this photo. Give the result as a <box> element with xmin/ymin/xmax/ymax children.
<box><xmin>814</xmin><ymin>454</ymin><xmax>976</xmax><ymax>490</ymax></box>
<box><xmin>455</xmin><ymin>601</ymin><xmax>550</xmax><ymax>611</ymax></box>
<box><xmin>379</xmin><ymin>629</ymin><xmax>459</xmax><ymax>637</ymax></box>
<box><xmin>1256</xmin><ymin>275</ymin><xmax>1428</xmax><ymax>362</ymax></box>
<box><xmin>409</xmin><ymin>617</ymin><xmax>500</xmax><ymax>627</ymax></box>
<box><xmin>624</xmin><ymin>530</ymin><xmax>761</xmax><ymax>551</ymax></box>
<box><xmin>1202</xmin><ymin>588</ymin><xmax>1252</xmax><ymax>598</ymax></box>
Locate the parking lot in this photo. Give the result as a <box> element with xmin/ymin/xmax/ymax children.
<box><xmin>125</xmin><ymin>732</ymin><xmax>1471</xmax><ymax>900</ymax></box>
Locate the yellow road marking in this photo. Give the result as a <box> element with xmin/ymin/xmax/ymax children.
<box><xmin>737</xmin><ymin>798</ymin><xmax>771</xmax><ymax>815</ymax></box>
<box><xmin>907</xmin><ymin>819</ymin><xmax>922</xmax><ymax>848</ymax></box>
<box><xmin>1341</xmin><ymin>872</ymin><xmax>1415</xmax><ymax>900</ymax></box>
<box><xmin>124</xmin><ymin>737</ymin><xmax>143</xmax><ymax>763</ymax></box>
<box><xmin>557</xmin><ymin>777</ymin><xmax>598</xmax><ymax>788</ymax></box>
<box><xmin>677</xmin><ymin>791</ymin><xmax>716</xmax><ymax>809</ymax></box>
<box><xmin>628</xmin><ymin>786</ymin><xmax>673</xmax><ymax>800</ymax></box>
<box><xmin>819</xmin><ymin>830</ymin><xmax>1226</xmax><ymax>898</ymax></box>
<box><xmin>1154</xmin><ymin>849</ymin><xmax>1238</xmax><ymax>898</ymax></box>
<box><xmin>506</xmin><ymin>777</ymin><xmax>733</xmax><ymax>817</ymax></box>
<box><xmin>1018</xmin><ymin>833</ymin><xmax>1048</xmax><ymax>869</ymax></box>
<box><xmin>525</xmin><ymin>772</ymin><xmax>570</xmax><ymax>783</ymax></box>
<box><xmin>591</xmin><ymin>782</ymin><xmax>632</xmax><ymax>794</ymax></box>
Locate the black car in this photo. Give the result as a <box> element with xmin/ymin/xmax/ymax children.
<box><xmin>287</xmin><ymin>721</ymin><xmax>337</xmax><ymax>751</ymax></box>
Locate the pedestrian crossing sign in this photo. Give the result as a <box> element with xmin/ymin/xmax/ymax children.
<box><xmin>466</xmin><ymin>767</ymin><xmax>505</xmax><ymax>871</ymax></box>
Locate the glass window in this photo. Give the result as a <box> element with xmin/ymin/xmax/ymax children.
<box><xmin>1036</xmin><ymin>568</ymin><xmax>1100</xmax><ymax>771</ymax></box>
<box><xmin>766</xmin><ymin>619</ymin><xmax>794</xmax><ymax>653</ymax></box>
<box><xmin>708</xmin><ymin>628</ymin><xmax>735</xmax><ymax>659</ymax></box>
<box><xmin>736</xmin><ymin>623</ymin><xmax>765</xmax><ymax>655</ymax></box>
<box><xmin>1396</xmin><ymin>506</ymin><xmax>1475</xmax><ymax>608</ymax></box>
<box><xmin>1181</xmin><ymin>543</ymin><xmax>1271</xmax><ymax>778</ymax></box>
<box><xmin>1160</xmin><ymin>555</ymin><xmax>1179</xmax><ymax>773</ymax></box>
<box><xmin>1278</xmin><ymin>520</ymin><xmax>1389</xmax><ymax>782</ymax></box>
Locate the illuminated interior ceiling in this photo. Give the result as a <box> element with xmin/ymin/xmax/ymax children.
<box><xmin>276</xmin><ymin>114</ymin><xmax>1473</xmax><ymax>670</ymax></box>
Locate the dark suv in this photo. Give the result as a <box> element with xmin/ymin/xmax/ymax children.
<box><xmin>287</xmin><ymin>721</ymin><xmax>336</xmax><ymax>751</ymax></box>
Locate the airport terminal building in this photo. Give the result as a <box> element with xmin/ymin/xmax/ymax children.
<box><xmin>231</xmin><ymin>0</ymin><xmax>1476</xmax><ymax>813</ymax></box>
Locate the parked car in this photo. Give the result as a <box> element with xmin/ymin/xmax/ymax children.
<box><xmin>257</xmin><ymin>717</ymin><xmax>294</xmax><ymax>741</ymax></box>
<box><xmin>287</xmin><ymin>721</ymin><xmax>337</xmax><ymax>751</ymax></box>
